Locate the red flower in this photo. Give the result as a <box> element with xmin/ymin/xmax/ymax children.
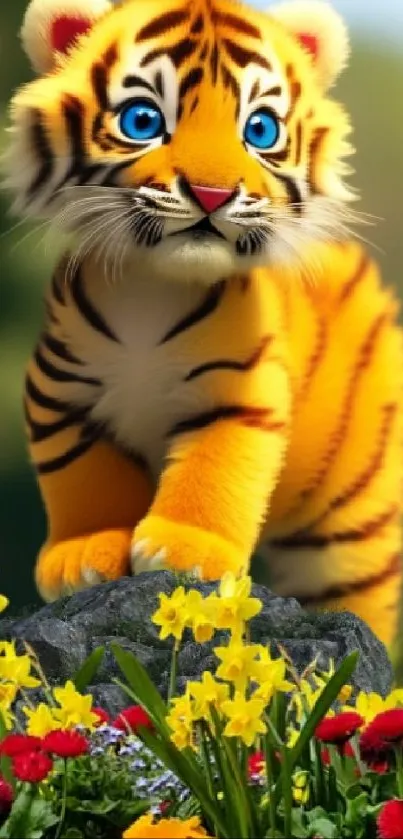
<box><xmin>315</xmin><ymin>712</ymin><xmax>364</xmax><ymax>745</ymax></box>
<box><xmin>377</xmin><ymin>800</ymin><xmax>403</xmax><ymax>839</ymax></box>
<box><xmin>12</xmin><ymin>751</ymin><xmax>53</xmax><ymax>783</ymax></box>
<box><xmin>43</xmin><ymin>730</ymin><xmax>89</xmax><ymax>758</ymax></box>
<box><xmin>112</xmin><ymin>705</ymin><xmax>154</xmax><ymax>733</ymax></box>
<box><xmin>248</xmin><ymin>751</ymin><xmax>265</xmax><ymax>778</ymax></box>
<box><xmin>363</xmin><ymin>710</ymin><xmax>403</xmax><ymax>747</ymax></box>
<box><xmin>93</xmin><ymin>707</ymin><xmax>110</xmax><ymax>726</ymax></box>
<box><xmin>360</xmin><ymin>710</ymin><xmax>403</xmax><ymax>768</ymax></box>
<box><xmin>0</xmin><ymin>734</ymin><xmax>42</xmax><ymax>757</ymax></box>
<box><xmin>0</xmin><ymin>776</ymin><xmax>13</xmax><ymax>816</ymax></box>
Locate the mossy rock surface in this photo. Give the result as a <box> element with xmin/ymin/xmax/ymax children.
<box><xmin>0</xmin><ymin>572</ymin><xmax>392</xmax><ymax>714</ymax></box>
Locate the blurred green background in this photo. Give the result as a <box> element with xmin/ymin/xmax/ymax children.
<box><xmin>0</xmin><ymin>3</ymin><xmax>402</xmax><ymax>629</ymax></box>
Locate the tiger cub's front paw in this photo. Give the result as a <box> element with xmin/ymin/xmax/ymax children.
<box><xmin>36</xmin><ymin>529</ymin><xmax>132</xmax><ymax>601</ymax></box>
<box><xmin>131</xmin><ymin>515</ymin><xmax>246</xmax><ymax>581</ymax></box>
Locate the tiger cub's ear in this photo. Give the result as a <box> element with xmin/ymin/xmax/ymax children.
<box><xmin>268</xmin><ymin>0</ymin><xmax>350</xmax><ymax>90</ymax></box>
<box><xmin>21</xmin><ymin>0</ymin><xmax>112</xmax><ymax>74</ymax></box>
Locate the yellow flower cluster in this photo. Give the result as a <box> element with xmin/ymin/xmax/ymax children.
<box><xmin>0</xmin><ymin>637</ymin><xmax>41</xmax><ymax>729</ymax></box>
<box><xmin>152</xmin><ymin>573</ymin><xmax>261</xmax><ymax>644</ymax></box>
<box><xmin>24</xmin><ymin>680</ymin><xmax>100</xmax><ymax>736</ymax></box>
<box><xmin>153</xmin><ymin>574</ymin><xmax>293</xmax><ymax>750</ymax></box>
<box><xmin>0</xmin><ymin>592</ymin><xmax>100</xmax><ymax>736</ymax></box>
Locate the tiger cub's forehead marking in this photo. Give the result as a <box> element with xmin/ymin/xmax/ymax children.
<box><xmin>107</xmin><ymin>3</ymin><xmax>289</xmax><ymax>123</ymax></box>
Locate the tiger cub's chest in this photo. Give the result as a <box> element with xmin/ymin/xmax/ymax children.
<box><xmin>81</xmin><ymin>277</ymin><xmax>215</xmax><ymax>477</ymax></box>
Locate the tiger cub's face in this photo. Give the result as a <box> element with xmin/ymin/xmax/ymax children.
<box><xmin>5</xmin><ymin>0</ymin><xmax>354</xmax><ymax>283</ymax></box>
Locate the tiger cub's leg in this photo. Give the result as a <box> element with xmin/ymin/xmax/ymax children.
<box><xmin>26</xmin><ymin>368</ymin><xmax>153</xmax><ymax>601</ymax></box>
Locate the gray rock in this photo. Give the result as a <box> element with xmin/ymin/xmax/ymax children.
<box><xmin>0</xmin><ymin>572</ymin><xmax>392</xmax><ymax>714</ymax></box>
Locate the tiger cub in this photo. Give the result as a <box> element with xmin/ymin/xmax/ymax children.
<box><xmin>4</xmin><ymin>0</ymin><xmax>403</xmax><ymax>646</ymax></box>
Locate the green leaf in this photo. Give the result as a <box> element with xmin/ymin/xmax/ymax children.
<box><xmin>72</xmin><ymin>798</ymin><xmax>118</xmax><ymax>815</ymax></box>
<box><xmin>111</xmin><ymin>645</ymin><xmax>168</xmax><ymax>730</ymax></box>
<box><xmin>309</xmin><ymin>817</ymin><xmax>339</xmax><ymax>838</ymax></box>
<box><xmin>271</xmin><ymin>652</ymin><xmax>359</xmax><ymax>811</ymax></box>
<box><xmin>72</xmin><ymin>647</ymin><xmax>105</xmax><ymax>693</ymax></box>
<box><xmin>291</xmin><ymin>652</ymin><xmax>359</xmax><ymax>765</ymax></box>
<box><xmin>139</xmin><ymin>727</ymin><xmax>229</xmax><ymax>838</ymax></box>
<box><xmin>0</xmin><ymin>788</ymin><xmax>58</xmax><ymax>839</ymax></box>
<box><xmin>306</xmin><ymin>807</ymin><xmax>329</xmax><ymax>823</ymax></box>
<box><xmin>345</xmin><ymin>792</ymin><xmax>370</xmax><ymax>827</ymax></box>
<box><xmin>291</xmin><ymin>808</ymin><xmax>309</xmax><ymax>838</ymax></box>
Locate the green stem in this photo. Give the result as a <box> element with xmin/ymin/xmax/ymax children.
<box><xmin>55</xmin><ymin>759</ymin><xmax>68</xmax><ymax>839</ymax></box>
<box><xmin>264</xmin><ymin>741</ymin><xmax>278</xmax><ymax>837</ymax></box>
<box><xmin>395</xmin><ymin>748</ymin><xmax>403</xmax><ymax>798</ymax></box>
<box><xmin>198</xmin><ymin>722</ymin><xmax>219</xmax><ymax>837</ymax></box>
<box><xmin>313</xmin><ymin>738</ymin><xmax>326</xmax><ymax>808</ymax></box>
<box><xmin>280</xmin><ymin>747</ymin><xmax>293</xmax><ymax>839</ymax></box>
<box><xmin>168</xmin><ymin>641</ymin><xmax>179</xmax><ymax>704</ymax></box>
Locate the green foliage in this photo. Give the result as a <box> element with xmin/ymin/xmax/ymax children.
<box><xmin>73</xmin><ymin>649</ymin><xmax>105</xmax><ymax>694</ymax></box>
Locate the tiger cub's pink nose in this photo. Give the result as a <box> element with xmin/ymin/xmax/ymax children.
<box><xmin>189</xmin><ymin>184</ymin><xmax>235</xmax><ymax>214</ymax></box>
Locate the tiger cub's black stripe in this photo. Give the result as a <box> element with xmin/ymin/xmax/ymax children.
<box><xmin>222</xmin><ymin>39</ymin><xmax>271</xmax><ymax>71</ymax></box>
<box><xmin>271</xmin><ymin>505</ymin><xmax>399</xmax><ymax>550</ymax></box>
<box><xmin>71</xmin><ymin>267</ymin><xmax>120</xmax><ymax>343</ymax></box>
<box><xmin>184</xmin><ymin>336</ymin><xmax>272</xmax><ymax>381</ymax></box>
<box><xmin>140</xmin><ymin>39</ymin><xmax>198</xmax><ymax>69</ymax></box>
<box><xmin>42</xmin><ymin>334</ymin><xmax>84</xmax><ymax>366</ymax></box>
<box><xmin>34</xmin><ymin>347</ymin><xmax>101</xmax><ymax>387</ymax></box>
<box><xmin>159</xmin><ymin>281</ymin><xmax>226</xmax><ymax>345</ymax></box>
<box><xmin>274</xmin><ymin>172</ymin><xmax>303</xmax><ymax>213</ymax></box>
<box><xmin>167</xmin><ymin>405</ymin><xmax>280</xmax><ymax>437</ymax></box>
<box><xmin>36</xmin><ymin>436</ymin><xmax>98</xmax><ymax>475</ymax></box>
<box><xmin>179</xmin><ymin>67</ymin><xmax>204</xmax><ymax>101</ymax></box>
<box><xmin>211</xmin><ymin>9</ymin><xmax>262</xmax><ymax>40</ymax></box>
<box><xmin>27</xmin><ymin>111</ymin><xmax>54</xmax><ymax>198</ymax></box>
<box><xmin>90</xmin><ymin>44</ymin><xmax>118</xmax><ymax>112</ymax></box>
<box><xmin>135</xmin><ymin>9</ymin><xmax>189</xmax><ymax>43</ymax></box>
<box><xmin>299</xmin><ymin>553</ymin><xmax>401</xmax><ymax>606</ymax></box>
<box><xmin>25</xmin><ymin>403</ymin><xmax>90</xmax><ymax>444</ymax></box>
<box><xmin>25</xmin><ymin>376</ymin><xmax>72</xmax><ymax>413</ymax></box>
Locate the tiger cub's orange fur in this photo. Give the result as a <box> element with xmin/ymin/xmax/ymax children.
<box><xmin>4</xmin><ymin>0</ymin><xmax>402</xmax><ymax>646</ymax></box>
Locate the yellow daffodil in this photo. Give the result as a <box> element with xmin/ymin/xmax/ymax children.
<box><xmin>53</xmin><ymin>680</ymin><xmax>99</xmax><ymax>729</ymax></box>
<box><xmin>287</xmin><ymin>726</ymin><xmax>299</xmax><ymax>748</ymax></box>
<box><xmin>214</xmin><ymin>640</ymin><xmax>261</xmax><ymax>693</ymax></box>
<box><xmin>0</xmin><ymin>642</ymin><xmax>15</xmax><ymax>656</ymax></box>
<box><xmin>222</xmin><ymin>692</ymin><xmax>266</xmax><ymax>747</ymax></box>
<box><xmin>152</xmin><ymin>587</ymin><xmax>188</xmax><ymax>641</ymax></box>
<box><xmin>187</xmin><ymin>672</ymin><xmax>229</xmax><ymax>719</ymax></box>
<box><xmin>166</xmin><ymin>694</ymin><xmax>195</xmax><ymax>751</ymax></box>
<box><xmin>184</xmin><ymin>591</ymin><xmax>218</xmax><ymax>644</ymax></box>
<box><xmin>0</xmin><ymin>648</ymin><xmax>41</xmax><ymax>689</ymax></box>
<box><xmin>0</xmin><ymin>595</ymin><xmax>9</xmax><ymax>614</ymax></box>
<box><xmin>215</xmin><ymin>574</ymin><xmax>261</xmax><ymax>637</ymax></box>
<box><xmin>23</xmin><ymin>702</ymin><xmax>62</xmax><ymax>737</ymax></box>
<box><xmin>292</xmin><ymin>770</ymin><xmax>310</xmax><ymax>805</ymax></box>
<box><xmin>347</xmin><ymin>688</ymin><xmax>403</xmax><ymax>724</ymax></box>
<box><xmin>386</xmin><ymin>689</ymin><xmax>403</xmax><ymax>708</ymax></box>
<box><xmin>170</xmin><ymin>722</ymin><xmax>194</xmax><ymax>751</ymax></box>
<box><xmin>252</xmin><ymin>647</ymin><xmax>294</xmax><ymax>702</ymax></box>
<box><xmin>0</xmin><ymin>683</ymin><xmax>17</xmax><ymax>729</ymax></box>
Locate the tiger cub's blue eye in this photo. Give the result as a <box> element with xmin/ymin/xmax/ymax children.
<box><xmin>118</xmin><ymin>100</ymin><xmax>165</xmax><ymax>142</ymax></box>
<box><xmin>244</xmin><ymin>108</ymin><xmax>280</xmax><ymax>150</ymax></box>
